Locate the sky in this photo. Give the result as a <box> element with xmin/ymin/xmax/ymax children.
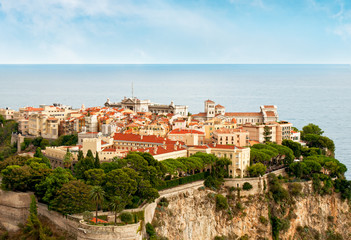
<box><xmin>0</xmin><ymin>0</ymin><xmax>351</xmax><ymax>64</ymax></box>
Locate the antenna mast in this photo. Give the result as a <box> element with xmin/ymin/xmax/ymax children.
<box><xmin>132</xmin><ymin>81</ymin><xmax>134</xmax><ymax>98</ymax></box>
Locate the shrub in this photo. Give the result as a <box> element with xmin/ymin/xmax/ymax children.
<box><xmin>159</xmin><ymin>197</ymin><xmax>169</xmax><ymax>207</ymax></box>
<box><xmin>82</xmin><ymin>211</ymin><xmax>93</xmax><ymax>222</ymax></box>
<box><xmin>146</xmin><ymin>223</ymin><xmax>156</xmax><ymax>238</ymax></box>
<box><xmin>120</xmin><ymin>212</ymin><xmax>133</xmax><ymax>224</ymax></box>
<box><xmin>214</xmin><ymin>236</ymin><xmax>228</xmax><ymax>240</ymax></box>
<box><xmin>242</xmin><ymin>182</ymin><xmax>253</xmax><ymax>191</ymax></box>
<box><xmin>215</xmin><ymin>194</ymin><xmax>228</xmax><ymax>211</ymax></box>
<box><xmin>289</xmin><ymin>183</ymin><xmax>303</xmax><ymax>197</ymax></box>
<box><xmin>157</xmin><ymin>172</ymin><xmax>209</xmax><ymax>190</ymax></box>
<box><xmin>259</xmin><ymin>216</ymin><xmax>268</xmax><ymax>225</ymax></box>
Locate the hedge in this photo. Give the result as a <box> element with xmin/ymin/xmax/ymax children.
<box><xmin>157</xmin><ymin>172</ymin><xmax>209</xmax><ymax>191</ymax></box>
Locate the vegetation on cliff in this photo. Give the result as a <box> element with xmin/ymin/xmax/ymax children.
<box><xmin>0</xmin><ymin>116</ymin><xmax>17</xmax><ymax>161</ymax></box>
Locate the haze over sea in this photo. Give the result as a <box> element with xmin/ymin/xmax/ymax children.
<box><xmin>0</xmin><ymin>64</ymin><xmax>350</xmax><ymax>178</ymax></box>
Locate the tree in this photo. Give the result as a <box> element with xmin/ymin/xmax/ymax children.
<box><xmin>63</xmin><ymin>151</ymin><xmax>73</xmax><ymax>169</ymax></box>
<box><xmin>33</xmin><ymin>147</ymin><xmax>51</xmax><ymax>168</ymax></box>
<box><xmin>94</xmin><ymin>152</ymin><xmax>100</xmax><ymax>168</ymax></box>
<box><xmin>104</xmin><ymin>168</ymin><xmax>138</xmax><ymax>205</ymax></box>
<box><xmin>77</xmin><ymin>150</ymin><xmax>84</xmax><ymax>161</ymax></box>
<box><xmin>137</xmin><ymin>179</ymin><xmax>159</xmax><ymax>203</ymax></box>
<box><xmin>109</xmin><ymin>196</ymin><xmax>127</xmax><ymax>225</ymax></box>
<box><xmin>263</xmin><ymin>125</ymin><xmax>272</xmax><ymax>143</ymax></box>
<box><xmin>51</xmin><ymin>180</ymin><xmax>93</xmax><ymax>215</ymax></box>
<box><xmin>35</xmin><ymin>167</ymin><xmax>75</xmax><ymax>205</ymax></box>
<box><xmin>302</xmin><ymin>123</ymin><xmax>324</xmax><ymax>137</ymax></box>
<box><xmin>90</xmin><ymin>186</ymin><xmax>105</xmax><ymax>223</ymax></box>
<box><xmin>282</xmin><ymin>140</ymin><xmax>302</xmax><ymax>158</ymax></box>
<box><xmin>74</xmin><ymin>156</ymin><xmax>95</xmax><ymax>180</ymax></box>
<box><xmin>23</xmin><ymin>195</ymin><xmax>42</xmax><ymax>239</ymax></box>
<box><xmin>86</xmin><ymin>149</ymin><xmax>94</xmax><ymax>159</ymax></box>
<box><xmin>1</xmin><ymin>165</ymin><xmax>31</xmax><ymax>191</ymax></box>
<box><xmin>247</xmin><ymin>163</ymin><xmax>266</xmax><ymax>177</ymax></box>
<box><xmin>84</xmin><ymin>168</ymin><xmax>106</xmax><ymax>186</ymax></box>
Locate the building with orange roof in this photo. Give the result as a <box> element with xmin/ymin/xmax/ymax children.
<box><xmin>242</xmin><ymin>120</ymin><xmax>292</xmax><ymax>145</ymax></box>
<box><xmin>212</xmin><ymin>128</ymin><xmax>249</xmax><ymax>147</ymax></box>
<box><xmin>168</xmin><ymin>129</ymin><xmax>205</xmax><ymax>146</ymax></box>
<box><xmin>133</xmin><ymin>143</ymin><xmax>187</xmax><ymax>161</ymax></box>
<box><xmin>193</xmin><ymin>100</ymin><xmax>279</xmax><ymax>124</ymax></box>
<box><xmin>112</xmin><ymin>133</ymin><xmax>180</xmax><ymax>151</ymax></box>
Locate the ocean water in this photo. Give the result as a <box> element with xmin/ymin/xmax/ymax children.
<box><xmin>0</xmin><ymin>64</ymin><xmax>350</xmax><ymax>178</ymax></box>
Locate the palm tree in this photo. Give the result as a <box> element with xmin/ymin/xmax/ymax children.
<box><xmin>109</xmin><ymin>196</ymin><xmax>126</xmax><ymax>225</ymax></box>
<box><xmin>89</xmin><ymin>186</ymin><xmax>105</xmax><ymax>223</ymax></box>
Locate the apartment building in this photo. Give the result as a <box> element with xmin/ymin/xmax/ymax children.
<box><xmin>212</xmin><ymin>128</ymin><xmax>249</xmax><ymax>147</ymax></box>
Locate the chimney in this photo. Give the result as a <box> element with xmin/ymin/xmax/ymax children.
<box><xmin>140</xmin><ymin>135</ymin><xmax>143</xmax><ymax>140</ymax></box>
<box><xmin>174</xmin><ymin>144</ymin><xmax>177</xmax><ymax>150</ymax></box>
<box><xmin>153</xmin><ymin>146</ymin><xmax>157</xmax><ymax>155</ymax></box>
<box><xmin>213</xmin><ymin>143</ymin><xmax>216</xmax><ymax>147</ymax></box>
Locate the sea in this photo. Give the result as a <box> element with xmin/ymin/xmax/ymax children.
<box><xmin>0</xmin><ymin>64</ymin><xmax>350</xmax><ymax>179</ymax></box>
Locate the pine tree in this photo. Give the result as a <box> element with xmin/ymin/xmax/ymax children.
<box><xmin>78</xmin><ymin>150</ymin><xmax>84</xmax><ymax>161</ymax></box>
<box><xmin>94</xmin><ymin>152</ymin><xmax>100</xmax><ymax>168</ymax></box>
<box><xmin>23</xmin><ymin>195</ymin><xmax>42</xmax><ymax>239</ymax></box>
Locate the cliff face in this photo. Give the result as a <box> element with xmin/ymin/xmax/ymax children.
<box><xmin>153</xmin><ymin>183</ymin><xmax>351</xmax><ymax>240</ymax></box>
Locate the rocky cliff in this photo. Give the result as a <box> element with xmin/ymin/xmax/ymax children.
<box><xmin>152</xmin><ymin>183</ymin><xmax>351</xmax><ymax>240</ymax></box>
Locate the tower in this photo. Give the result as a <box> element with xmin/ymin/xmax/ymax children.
<box><xmin>205</xmin><ymin>100</ymin><xmax>215</xmax><ymax>119</ymax></box>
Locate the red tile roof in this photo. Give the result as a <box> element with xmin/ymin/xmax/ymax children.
<box><xmin>225</xmin><ymin>112</ymin><xmax>262</xmax><ymax>117</ymax></box>
<box><xmin>113</xmin><ymin>133</ymin><xmax>178</xmax><ymax>144</ymax></box>
<box><xmin>265</xmin><ymin>111</ymin><xmax>275</xmax><ymax>117</ymax></box>
<box><xmin>215</xmin><ymin>104</ymin><xmax>225</xmax><ymax>109</ymax></box>
<box><xmin>192</xmin><ymin>112</ymin><xmax>207</xmax><ymax>117</ymax></box>
<box><xmin>168</xmin><ymin>129</ymin><xmax>205</xmax><ymax>135</ymax></box>
<box><xmin>205</xmin><ymin>100</ymin><xmax>215</xmax><ymax>103</ymax></box>
<box><xmin>133</xmin><ymin>144</ymin><xmax>186</xmax><ymax>156</ymax></box>
<box><xmin>263</xmin><ymin>105</ymin><xmax>275</xmax><ymax>108</ymax></box>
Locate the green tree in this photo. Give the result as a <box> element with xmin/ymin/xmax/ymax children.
<box><xmin>84</xmin><ymin>168</ymin><xmax>106</xmax><ymax>186</ymax></box>
<box><xmin>263</xmin><ymin>125</ymin><xmax>272</xmax><ymax>143</ymax></box>
<box><xmin>247</xmin><ymin>163</ymin><xmax>266</xmax><ymax>177</ymax></box>
<box><xmin>1</xmin><ymin>165</ymin><xmax>31</xmax><ymax>191</ymax></box>
<box><xmin>90</xmin><ymin>186</ymin><xmax>105</xmax><ymax>223</ymax></box>
<box><xmin>33</xmin><ymin>147</ymin><xmax>51</xmax><ymax>168</ymax></box>
<box><xmin>104</xmin><ymin>168</ymin><xmax>138</xmax><ymax>204</ymax></box>
<box><xmin>74</xmin><ymin>156</ymin><xmax>95</xmax><ymax>180</ymax></box>
<box><xmin>94</xmin><ymin>152</ymin><xmax>100</xmax><ymax>168</ymax></box>
<box><xmin>86</xmin><ymin>149</ymin><xmax>94</xmax><ymax>159</ymax></box>
<box><xmin>35</xmin><ymin>167</ymin><xmax>75</xmax><ymax>205</ymax></box>
<box><xmin>63</xmin><ymin>151</ymin><xmax>73</xmax><ymax>169</ymax></box>
<box><xmin>23</xmin><ymin>195</ymin><xmax>42</xmax><ymax>239</ymax></box>
<box><xmin>109</xmin><ymin>196</ymin><xmax>127</xmax><ymax>225</ymax></box>
<box><xmin>77</xmin><ymin>150</ymin><xmax>84</xmax><ymax>161</ymax></box>
<box><xmin>51</xmin><ymin>180</ymin><xmax>93</xmax><ymax>215</ymax></box>
<box><xmin>302</xmin><ymin>123</ymin><xmax>324</xmax><ymax>137</ymax></box>
<box><xmin>282</xmin><ymin>140</ymin><xmax>302</xmax><ymax>158</ymax></box>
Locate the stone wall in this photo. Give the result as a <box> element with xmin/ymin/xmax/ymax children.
<box><xmin>224</xmin><ymin>168</ymin><xmax>287</xmax><ymax>196</ymax></box>
<box><xmin>0</xmin><ymin>190</ymin><xmax>32</xmax><ymax>231</ymax></box>
<box><xmin>76</xmin><ymin>220</ymin><xmax>142</xmax><ymax>240</ymax></box>
<box><xmin>37</xmin><ymin>203</ymin><xmax>79</xmax><ymax>239</ymax></box>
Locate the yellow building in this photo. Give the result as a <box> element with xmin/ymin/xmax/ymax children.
<box><xmin>188</xmin><ymin>144</ymin><xmax>250</xmax><ymax>178</ymax></box>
